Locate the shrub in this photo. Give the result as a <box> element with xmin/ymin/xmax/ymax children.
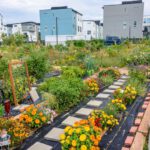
<box><xmin>27</xmin><ymin>51</ymin><xmax>50</xmax><ymax>79</ymax></box>
<box><xmin>0</xmin><ymin>104</ymin><xmax>4</xmax><ymax>117</ymax></box>
<box><xmin>39</xmin><ymin>76</ymin><xmax>87</xmax><ymax>112</ymax></box>
<box><xmin>100</xmin><ymin>75</ymin><xmax>114</xmax><ymax>86</ymax></box>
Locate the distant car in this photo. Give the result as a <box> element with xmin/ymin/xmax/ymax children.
<box><xmin>105</xmin><ymin>36</ymin><xmax>121</xmax><ymax>45</ymax></box>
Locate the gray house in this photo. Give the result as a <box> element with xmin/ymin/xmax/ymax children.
<box><xmin>103</xmin><ymin>0</ymin><xmax>144</xmax><ymax>39</ymax></box>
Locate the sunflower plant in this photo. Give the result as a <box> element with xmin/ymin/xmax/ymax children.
<box><xmin>19</xmin><ymin>104</ymin><xmax>48</xmax><ymax>128</ymax></box>
<box><xmin>60</xmin><ymin>119</ymin><xmax>102</xmax><ymax>150</ymax></box>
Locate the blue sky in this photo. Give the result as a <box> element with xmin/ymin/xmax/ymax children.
<box><xmin>0</xmin><ymin>0</ymin><xmax>150</xmax><ymax>24</ymax></box>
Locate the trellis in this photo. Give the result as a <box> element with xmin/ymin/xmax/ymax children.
<box><xmin>8</xmin><ymin>61</ymin><xmax>31</xmax><ymax>106</ymax></box>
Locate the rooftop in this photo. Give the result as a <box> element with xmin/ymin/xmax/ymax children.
<box><xmin>50</xmin><ymin>6</ymin><xmax>83</xmax><ymax>16</ymax></box>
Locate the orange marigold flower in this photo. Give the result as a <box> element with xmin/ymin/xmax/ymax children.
<box><xmin>35</xmin><ymin>119</ymin><xmax>40</xmax><ymax>124</ymax></box>
<box><xmin>39</xmin><ymin>112</ymin><xmax>43</xmax><ymax>116</ymax></box>
<box><xmin>41</xmin><ymin>117</ymin><xmax>46</xmax><ymax>122</ymax></box>
<box><xmin>31</xmin><ymin>110</ymin><xmax>36</xmax><ymax>115</ymax></box>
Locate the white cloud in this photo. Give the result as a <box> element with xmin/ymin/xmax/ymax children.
<box><xmin>0</xmin><ymin>0</ymin><xmax>149</xmax><ymax>23</ymax></box>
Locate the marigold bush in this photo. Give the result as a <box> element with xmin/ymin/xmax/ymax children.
<box><xmin>111</xmin><ymin>99</ymin><xmax>126</xmax><ymax>111</ymax></box>
<box><xmin>60</xmin><ymin>119</ymin><xmax>102</xmax><ymax>150</ymax></box>
<box><xmin>85</xmin><ymin>78</ymin><xmax>99</xmax><ymax>96</ymax></box>
<box><xmin>19</xmin><ymin>104</ymin><xmax>48</xmax><ymax>128</ymax></box>
<box><xmin>0</xmin><ymin>118</ymin><xmax>31</xmax><ymax>146</ymax></box>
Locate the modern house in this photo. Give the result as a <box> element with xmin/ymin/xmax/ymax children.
<box><xmin>83</xmin><ymin>20</ymin><xmax>103</xmax><ymax>40</ymax></box>
<box><xmin>143</xmin><ymin>15</ymin><xmax>150</xmax><ymax>38</ymax></box>
<box><xmin>40</xmin><ymin>6</ymin><xmax>83</xmax><ymax>44</ymax></box>
<box><xmin>103</xmin><ymin>0</ymin><xmax>144</xmax><ymax>39</ymax></box>
<box><xmin>5</xmin><ymin>22</ymin><xmax>40</xmax><ymax>42</ymax></box>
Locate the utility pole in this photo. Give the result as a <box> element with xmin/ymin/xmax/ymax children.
<box><xmin>56</xmin><ymin>17</ymin><xmax>58</xmax><ymax>45</ymax></box>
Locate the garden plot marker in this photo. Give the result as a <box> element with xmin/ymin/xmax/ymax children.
<box><xmin>27</xmin><ymin>142</ymin><xmax>53</xmax><ymax>150</ymax></box>
<box><xmin>61</xmin><ymin>116</ymin><xmax>81</xmax><ymax>126</ymax></box>
<box><xmin>75</xmin><ymin>108</ymin><xmax>93</xmax><ymax>116</ymax></box>
<box><xmin>44</xmin><ymin>127</ymin><xmax>64</xmax><ymax>142</ymax></box>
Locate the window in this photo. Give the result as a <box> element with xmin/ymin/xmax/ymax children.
<box><xmin>44</xmin><ymin>26</ymin><xmax>48</xmax><ymax>32</ymax></box>
<box><xmin>123</xmin><ymin>22</ymin><xmax>127</xmax><ymax>29</ymax></box>
<box><xmin>78</xmin><ymin>26</ymin><xmax>80</xmax><ymax>32</ymax></box>
<box><xmin>134</xmin><ymin>21</ymin><xmax>137</xmax><ymax>27</ymax></box>
<box><xmin>87</xmin><ymin>30</ymin><xmax>91</xmax><ymax>35</ymax></box>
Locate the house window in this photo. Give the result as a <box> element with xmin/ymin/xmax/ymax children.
<box><xmin>123</xmin><ymin>22</ymin><xmax>127</xmax><ymax>29</ymax></box>
<box><xmin>44</xmin><ymin>26</ymin><xmax>48</xmax><ymax>31</ymax></box>
<box><xmin>87</xmin><ymin>30</ymin><xmax>91</xmax><ymax>35</ymax></box>
<box><xmin>134</xmin><ymin>21</ymin><xmax>137</xmax><ymax>27</ymax></box>
<box><xmin>78</xmin><ymin>26</ymin><xmax>80</xmax><ymax>32</ymax></box>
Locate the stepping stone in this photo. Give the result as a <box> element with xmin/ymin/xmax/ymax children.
<box><xmin>61</xmin><ymin>116</ymin><xmax>81</xmax><ymax>126</ymax></box>
<box><xmin>44</xmin><ymin>127</ymin><xmax>64</xmax><ymax>142</ymax></box>
<box><xmin>118</xmin><ymin>79</ymin><xmax>126</xmax><ymax>83</ymax></box>
<box><xmin>28</xmin><ymin>142</ymin><xmax>53</xmax><ymax>150</ymax></box>
<box><xmin>129</xmin><ymin>126</ymin><xmax>138</xmax><ymax>135</ymax></box>
<box><xmin>103</xmin><ymin>89</ymin><xmax>115</xmax><ymax>94</ymax></box>
<box><xmin>96</xmin><ymin>93</ymin><xmax>110</xmax><ymax>99</ymax></box>
<box><xmin>108</xmin><ymin>85</ymin><xmax>120</xmax><ymax>90</ymax></box>
<box><xmin>134</xmin><ymin>118</ymin><xmax>142</xmax><ymax>126</ymax></box>
<box><xmin>87</xmin><ymin>100</ymin><xmax>103</xmax><ymax>107</ymax></box>
<box><xmin>113</xmin><ymin>82</ymin><xmax>124</xmax><ymax>86</ymax></box>
<box><xmin>75</xmin><ymin>108</ymin><xmax>93</xmax><ymax>116</ymax></box>
<box><xmin>124</xmin><ymin>136</ymin><xmax>134</xmax><ymax>147</ymax></box>
<box><xmin>121</xmin><ymin>76</ymin><xmax>129</xmax><ymax>80</ymax></box>
<box><xmin>13</xmin><ymin>104</ymin><xmax>30</xmax><ymax>111</ymax></box>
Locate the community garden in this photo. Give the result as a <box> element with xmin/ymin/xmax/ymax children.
<box><xmin>0</xmin><ymin>35</ymin><xmax>150</xmax><ymax>150</ymax></box>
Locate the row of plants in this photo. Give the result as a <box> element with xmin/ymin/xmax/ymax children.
<box><xmin>59</xmin><ymin>84</ymin><xmax>138</xmax><ymax>150</ymax></box>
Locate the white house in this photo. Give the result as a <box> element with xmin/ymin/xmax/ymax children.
<box><xmin>0</xmin><ymin>13</ymin><xmax>4</xmax><ymax>42</ymax></box>
<box><xmin>5</xmin><ymin>22</ymin><xmax>40</xmax><ymax>42</ymax></box>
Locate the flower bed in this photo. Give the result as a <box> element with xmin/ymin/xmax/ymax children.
<box><xmin>59</xmin><ymin>84</ymin><xmax>138</xmax><ymax>149</ymax></box>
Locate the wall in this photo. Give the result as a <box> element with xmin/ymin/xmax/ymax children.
<box><xmin>103</xmin><ymin>2</ymin><xmax>144</xmax><ymax>39</ymax></box>
<box><xmin>40</xmin><ymin>8</ymin><xmax>80</xmax><ymax>41</ymax></box>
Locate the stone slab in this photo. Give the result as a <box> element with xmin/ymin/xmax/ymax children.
<box><xmin>121</xmin><ymin>76</ymin><xmax>129</xmax><ymax>80</ymax></box>
<box><xmin>103</xmin><ymin>89</ymin><xmax>115</xmax><ymax>94</ymax></box>
<box><xmin>13</xmin><ymin>104</ymin><xmax>30</xmax><ymax>111</ymax></box>
<box><xmin>61</xmin><ymin>116</ymin><xmax>81</xmax><ymax>126</ymax></box>
<box><xmin>117</xmin><ymin>79</ymin><xmax>126</xmax><ymax>83</ymax></box>
<box><xmin>96</xmin><ymin>93</ymin><xmax>110</xmax><ymax>99</ymax></box>
<box><xmin>28</xmin><ymin>142</ymin><xmax>53</xmax><ymax>150</ymax></box>
<box><xmin>108</xmin><ymin>85</ymin><xmax>120</xmax><ymax>90</ymax></box>
<box><xmin>113</xmin><ymin>82</ymin><xmax>124</xmax><ymax>86</ymax></box>
<box><xmin>44</xmin><ymin>127</ymin><xmax>64</xmax><ymax>142</ymax></box>
<box><xmin>87</xmin><ymin>100</ymin><xmax>103</xmax><ymax>107</ymax></box>
<box><xmin>75</xmin><ymin>108</ymin><xmax>93</xmax><ymax>116</ymax></box>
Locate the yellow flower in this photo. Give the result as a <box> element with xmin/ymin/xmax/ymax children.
<box><xmin>60</xmin><ymin>134</ymin><xmax>66</xmax><ymax>140</ymax></box>
<box><xmin>39</xmin><ymin>112</ymin><xmax>43</xmax><ymax>116</ymax></box>
<box><xmin>107</xmin><ymin>120</ymin><xmax>112</xmax><ymax>125</ymax></box>
<box><xmin>80</xmin><ymin>134</ymin><xmax>86</xmax><ymax>142</ymax></box>
<box><xmin>81</xmin><ymin>145</ymin><xmax>87</xmax><ymax>150</ymax></box>
<box><xmin>64</xmin><ymin>126</ymin><xmax>71</xmax><ymax>133</ymax></box>
<box><xmin>41</xmin><ymin>117</ymin><xmax>46</xmax><ymax>122</ymax></box>
<box><xmin>60</xmin><ymin>140</ymin><xmax>65</xmax><ymax>144</ymax></box>
<box><xmin>68</xmin><ymin>129</ymin><xmax>73</xmax><ymax>135</ymax></box>
<box><xmin>84</xmin><ymin>126</ymin><xmax>90</xmax><ymax>132</ymax></box>
<box><xmin>66</xmin><ymin>139</ymin><xmax>70</xmax><ymax>144</ymax></box>
<box><xmin>76</xmin><ymin>128</ymin><xmax>81</xmax><ymax>134</ymax></box>
<box><xmin>72</xmin><ymin>140</ymin><xmax>77</xmax><ymax>147</ymax></box>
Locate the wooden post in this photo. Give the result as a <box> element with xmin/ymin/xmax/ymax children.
<box><xmin>24</xmin><ymin>62</ymin><xmax>31</xmax><ymax>90</ymax></box>
<box><xmin>8</xmin><ymin>63</ymin><xmax>18</xmax><ymax>106</ymax></box>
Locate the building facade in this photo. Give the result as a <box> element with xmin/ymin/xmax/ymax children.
<box><xmin>83</xmin><ymin>20</ymin><xmax>103</xmax><ymax>40</ymax></box>
<box><xmin>0</xmin><ymin>13</ymin><xmax>4</xmax><ymax>42</ymax></box>
<box><xmin>5</xmin><ymin>22</ymin><xmax>39</xmax><ymax>42</ymax></box>
<box><xmin>40</xmin><ymin>6</ymin><xmax>83</xmax><ymax>41</ymax></box>
<box><xmin>103</xmin><ymin>0</ymin><xmax>144</xmax><ymax>39</ymax></box>
<box><xmin>143</xmin><ymin>15</ymin><xmax>150</xmax><ymax>38</ymax></box>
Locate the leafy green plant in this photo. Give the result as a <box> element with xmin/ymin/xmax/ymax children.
<box><xmin>100</xmin><ymin>75</ymin><xmax>114</xmax><ymax>86</ymax></box>
<box><xmin>39</xmin><ymin>76</ymin><xmax>87</xmax><ymax>112</ymax></box>
<box><xmin>0</xmin><ymin>104</ymin><xmax>4</xmax><ymax>117</ymax></box>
